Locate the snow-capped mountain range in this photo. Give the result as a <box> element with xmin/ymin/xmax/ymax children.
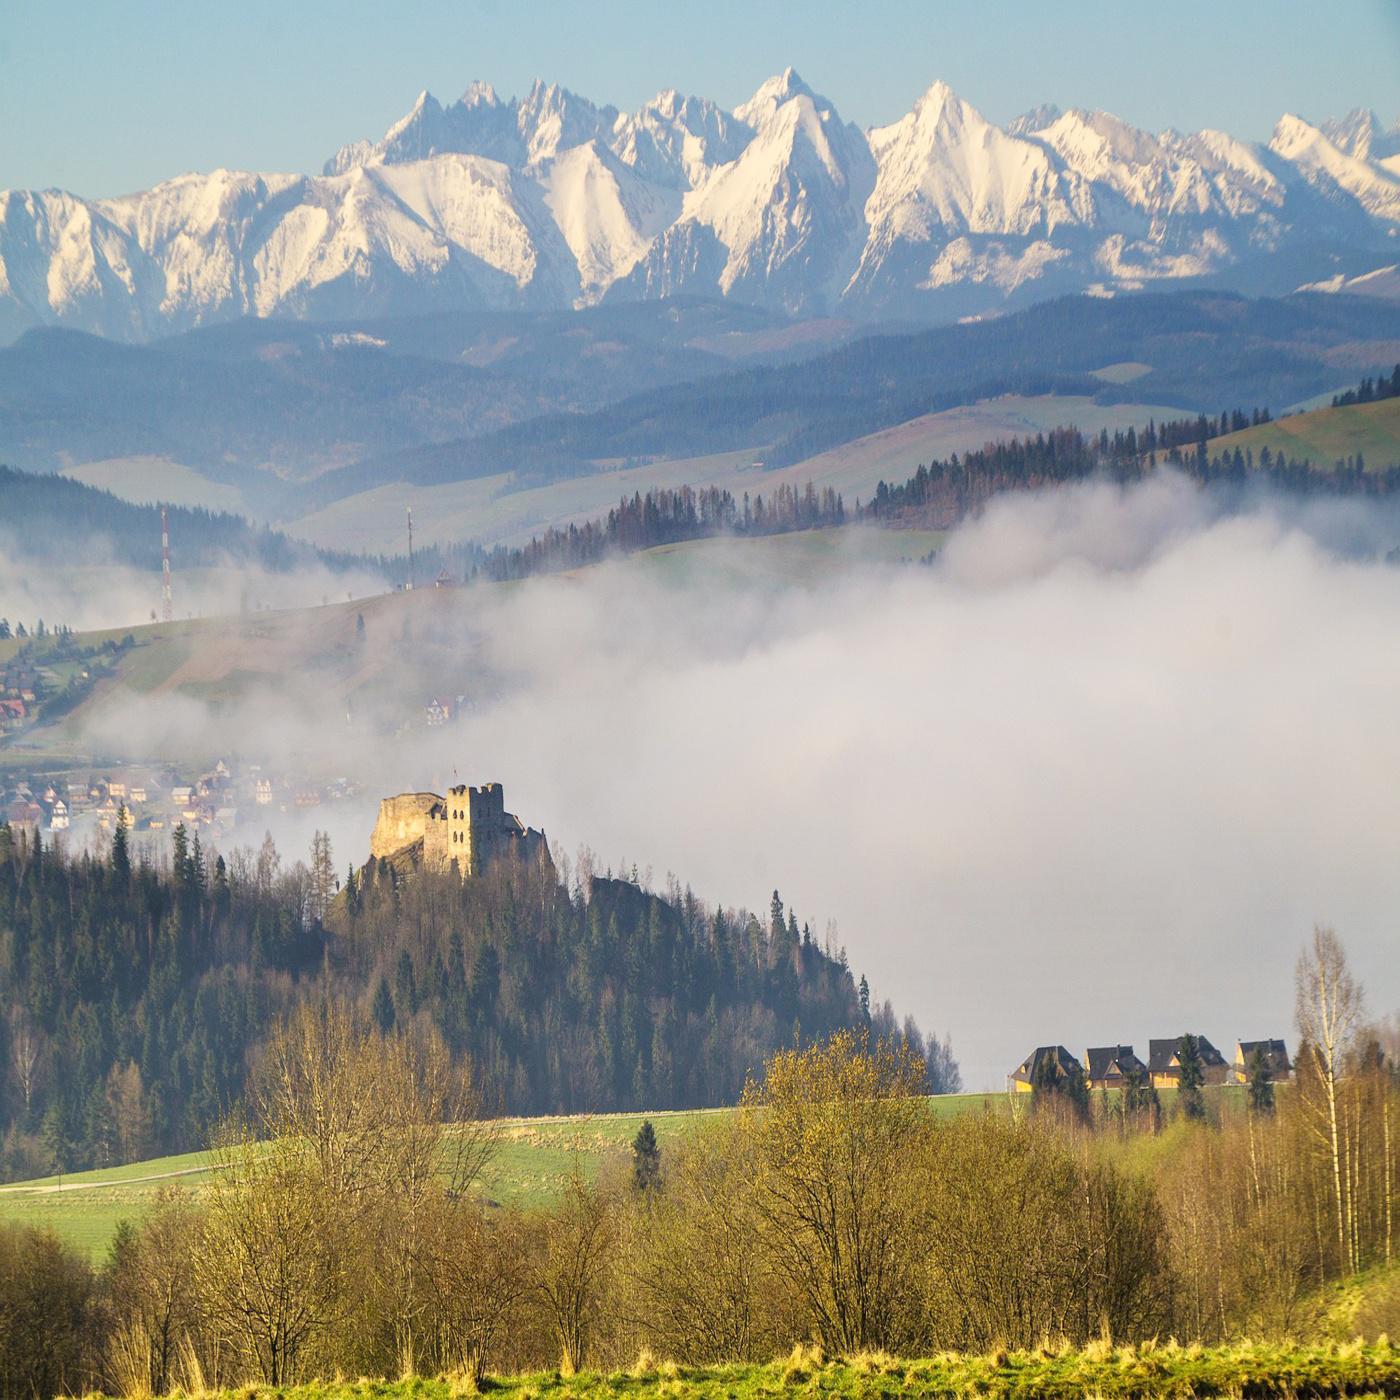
<box><xmin>3</xmin><ymin>70</ymin><xmax>1398</xmax><ymax>343</ymax></box>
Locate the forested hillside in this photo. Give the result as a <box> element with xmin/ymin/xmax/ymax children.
<box><xmin>297</xmin><ymin>291</ymin><xmax>1400</xmax><ymax>510</ymax></box>
<box><xmin>0</xmin><ymin>466</ymin><xmax>360</xmax><ymax>574</ymax></box>
<box><xmin>0</xmin><ymin>823</ymin><xmax>954</xmax><ymax>1180</ymax></box>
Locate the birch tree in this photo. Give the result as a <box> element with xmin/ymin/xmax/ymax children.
<box><xmin>1294</xmin><ymin>925</ymin><xmax>1364</xmax><ymax>1275</ymax></box>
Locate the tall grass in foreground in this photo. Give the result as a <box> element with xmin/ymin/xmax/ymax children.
<box><xmin>74</xmin><ymin>1340</ymin><xmax>1400</xmax><ymax>1400</ymax></box>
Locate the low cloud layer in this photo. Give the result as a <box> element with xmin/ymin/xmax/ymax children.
<box><xmin>18</xmin><ymin>472</ymin><xmax>1400</xmax><ymax>1088</ymax></box>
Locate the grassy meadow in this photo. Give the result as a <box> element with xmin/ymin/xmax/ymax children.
<box><xmin>74</xmin><ymin>1340</ymin><xmax>1400</xmax><ymax>1400</ymax></box>
<box><xmin>0</xmin><ymin>1088</ymin><xmax>1269</xmax><ymax>1260</ymax></box>
<box><xmin>0</xmin><ymin>1097</ymin><xmax>1013</xmax><ymax>1258</ymax></box>
<box><xmin>1214</xmin><ymin>396</ymin><xmax>1400</xmax><ymax>470</ymax></box>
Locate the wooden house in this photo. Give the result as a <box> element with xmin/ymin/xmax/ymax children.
<box><xmin>1234</xmin><ymin>1039</ymin><xmax>1291</xmax><ymax>1083</ymax></box>
<box><xmin>1009</xmin><ymin>1045</ymin><xmax>1082</xmax><ymax>1093</ymax></box>
<box><xmin>1085</xmin><ymin>1044</ymin><xmax>1147</xmax><ymax>1091</ymax></box>
<box><xmin>1148</xmin><ymin>1035</ymin><xmax>1229</xmax><ymax>1088</ymax></box>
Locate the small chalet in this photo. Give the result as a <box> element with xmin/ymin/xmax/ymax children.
<box><xmin>1010</xmin><ymin>1045</ymin><xmax>1082</xmax><ymax>1093</ymax></box>
<box><xmin>1234</xmin><ymin>1039</ymin><xmax>1291</xmax><ymax>1083</ymax></box>
<box><xmin>1085</xmin><ymin>1044</ymin><xmax>1147</xmax><ymax>1091</ymax></box>
<box><xmin>4</xmin><ymin>800</ymin><xmax>44</xmax><ymax>833</ymax></box>
<box><xmin>1148</xmin><ymin>1035</ymin><xmax>1230</xmax><ymax>1088</ymax></box>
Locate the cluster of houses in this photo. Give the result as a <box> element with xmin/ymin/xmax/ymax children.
<box><xmin>1</xmin><ymin>760</ymin><xmax>364</xmax><ymax>842</ymax></box>
<box><xmin>1011</xmin><ymin>1036</ymin><xmax>1292</xmax><ymax>1092</ymax></box>
<box><xmin>0</xmin><ymin>659</ymin><xmax>45</xmax><ymax>734</ymax></box>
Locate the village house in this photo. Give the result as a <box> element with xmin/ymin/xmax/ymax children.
<box><xmin>4</xmin><ymin>800</ymin><xmax>44</xmax><ymax>835</ymax></box>
<box><xmin>49</xmin><ymin>799</ymin><xmax>69</xmax><ymax>831</ymax></box>
<box><xmin>1085</xmin><ymin>1044</ymin><xmax>1148</xmax><ymax>1091</ymax></box>
<box><xmin>255</xmin><ymin>778</ymin><xmax>273</xmax><ymax>805</ymax></box>
<box><xmin>1148</xmin><ymin>1035</ymin><xmax>1230</xmax><ymax>1088</ymax></box>
<box><xmin>1234</xmin><ymin>1039</ymin><xmax>1291</xmax><ymax>1083</ymax></box>
<box><xmin>1009</xmin><ymin>1045</ymin><xmax>1082</xmax><ymax>1092</ymax></box>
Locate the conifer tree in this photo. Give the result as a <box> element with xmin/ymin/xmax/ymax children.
<box><xmin>1246</xmin><ymin>1047</ymin><xmax>1276</xmax><ymax>1115</ymax></box>
<box><xmin>372</xmin><ymin>976</ymin><xmax>395</xmax><ymax>1034</ymax></box>
<box><xmin>631</xmin><ymin>1119</ymin><xmax>661</xmax><ymax>1192</ymax></box>
<box><xmin>110</xmin><ymin>808</ymin><xmax>131</xmax><ymax>886</ymax></box>
<box><xmin>1176</xmin><ymin>1034</ymin><xmax>1207</xmax><ymax>1121</ymax></box>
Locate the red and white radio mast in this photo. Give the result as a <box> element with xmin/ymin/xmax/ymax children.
<box><xmin>161</xmin><ymin>507</ymin><xmax>174</xmax><ymax>622</ymax></box>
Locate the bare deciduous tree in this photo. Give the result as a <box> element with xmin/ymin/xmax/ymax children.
<box><xmin>530</xmin><ymin>1170</ymin><xmax>614</xmax><ymax>1374</ymax></box>
<box><xmin>1295</xmin><ymin>925</ymin><xmax>1365</xmax><ymax>1275</ymax></box>
<box><xmin>737</xmin><ymin>1029</ymin><xmax>931</xmax><ymax>1354</ymax></box>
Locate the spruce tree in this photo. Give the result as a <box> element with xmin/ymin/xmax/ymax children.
<box><xmin>372</xmin><ymin>976</ymin><xmax>396</xmax><ymax>1034</ymax></box>
<box><xmin>1176</xmin><ymin>1034</ymin><xmax>1207</xmax><ymax>1121</ymax></box>
<box><xmin>1246</xmin><ymin>1048</ymin><xmax>1275</xmax><ymax>1115</ymax></box>
<box><xmin>631</xmin><ymin>1119</ymin><xmax>661</xmax><ymax>1192</ymax></box>
<box><xmin>110</xmin><ymin>808</ymin><xmax>131</xmax><ymax>886</ymax></box>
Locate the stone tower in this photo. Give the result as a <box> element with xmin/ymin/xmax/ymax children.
<box><xmin>369</xmin><ymin>780</ymin><xmax>548</xmax><ymax>878</ymax></box>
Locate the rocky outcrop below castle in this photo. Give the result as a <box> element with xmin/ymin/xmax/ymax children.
<box><xmin>368</xmin><ymin>781</ymin><xmax>549</xmax><ymax>878</ymax></box>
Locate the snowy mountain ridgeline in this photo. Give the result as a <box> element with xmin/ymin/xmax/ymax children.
<box><xmin>3</xmin><ymin>70</ymin><xmax>1400</xmax><ymax>343</ymax></box>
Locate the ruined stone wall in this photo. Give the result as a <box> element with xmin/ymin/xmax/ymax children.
<box><xmin>369</xmin><ymin>793</ymin><xmax>440</xmax><ymax>859</ymax></box>
<box><xmin>371</xmin><ymin>782</ymin><xmax>552</xmax><ymax>879</ymax></box>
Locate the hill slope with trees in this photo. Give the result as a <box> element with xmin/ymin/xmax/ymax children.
<box><xmin>0</xmin><ymin>822</ymin><xmax>955</xmax><ymax>1182</ymax></box>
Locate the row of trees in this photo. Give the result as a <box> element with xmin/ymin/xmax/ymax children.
<box><xmin>4</xmin><ymin>930</ymin><xmax>1395</xmax><ymax>1399</ymax></box>
<box><xmin>0</xmin><ymin>822</ymin><xmax>954</xmax><ymax>1182</ymax></box>
<box><xmin>405</xmin><ymin>482</ymin><xmax>848</xmax><ymax>586</ymax></box>
<box><xmin>864</xmin><ymin>426</ymin><xmax>1400</xmax><ymax>529</ymax></box>
<box><xmin>1332</xmin><ymin>364</ymin><xmax>1400</xmax><ymax>408</ymax></box>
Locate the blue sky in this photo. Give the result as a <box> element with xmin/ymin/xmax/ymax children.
<box><xmin>4</xmin><ymin>0</ymin><xmax>1399</xmax><ymax>196</ymax></box>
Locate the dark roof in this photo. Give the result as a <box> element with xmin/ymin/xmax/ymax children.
<box><xmin>1013</xmin><ymin>1045</ymin><xmax>1081</xmax><ymax>1082</ymax></box>
<box><xmin>1149</xmin><ymin>1035</ymin><xmax>1227</xmax><ymax>1074</ymax></box>
<box><xmin>1239</xmin><ymin>1039</ymin><xmax>1291</xmax><ymax>1073</ymax></box>
<box><xmin>1086</xmin><ymin>1044</ymin><xmax>1145</xmax><ymax>1081</ymax></box>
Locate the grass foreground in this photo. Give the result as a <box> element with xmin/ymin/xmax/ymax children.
<box><xmin>72</xmin><ymin>1340</ymin><xmax>1400</xmax><ymax>1400</ymax></box>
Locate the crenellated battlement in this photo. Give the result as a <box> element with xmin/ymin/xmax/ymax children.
<box><xmin>369</xmin><ymin>780</ymin><xmax>548</xmax><ymax>878</ymax></box>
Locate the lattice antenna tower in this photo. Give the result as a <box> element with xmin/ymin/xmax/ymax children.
<box><xmin>161</xmin><ymin>506</ymin><xmax>173</xmax><ymax>622</ymax></box>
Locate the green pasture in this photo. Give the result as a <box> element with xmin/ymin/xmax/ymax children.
<box><xmin>0</xmin><ymin>1096</ymin><xmax>1009</xmax><ymax>1259</ymax></box>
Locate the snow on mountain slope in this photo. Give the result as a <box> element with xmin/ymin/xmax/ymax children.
<box><xmin>3</xmin><ymin>74</ymin><xmax>1399</xmax><ymax>341</ymax></box>
<box><xmin>617</xmin><ymin>69</ymin><xmax>875</xmax><ymax>311</ymax></box>
<box><xmin>541</xmin><ymin>141</ymin><xmax>681</xmax><ymax>294</ymax></box>
<box><xmin>864</xmin><ymin>82</ymin><xmax>1090</xmax><ymax>241</ymax></box>
<box><xmin>610</xmin><ymin>89</ymin><xmax>752</xmax><ymax>189</ymax></box>
<box><xmin>1271</xmin><ymin>114</ymin><xmax>1400</xmax><ymax>225</ymax></box>
<box><xmin>1319</xmin><ymin>109</ymin><xmax>1400</xmax><ymax>164</ymax></box>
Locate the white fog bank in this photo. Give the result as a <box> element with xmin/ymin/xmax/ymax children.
<box><xmin>25</xmin><ymin>472</ymin><xmax>1400</xmax><ymax>1089</ymax></box>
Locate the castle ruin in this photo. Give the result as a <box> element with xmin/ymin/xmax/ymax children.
<box><xmin>369</xmin><ymin>781</ymin><xmax>549</xmax><ymax>877</ymax></box>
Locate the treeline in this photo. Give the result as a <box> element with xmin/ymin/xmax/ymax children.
<box><xmin>3</xmin><ymin>932</ymin><xmax>1396</xmax><ymax>1398</ymax></box>
<box><xmin>865</xmin><ymin>421</ymin><xmax>1400</xmax><ymax>528</ymax></box>
<box><xmin>0</xmin><ymin>823</ymin><xmax>954</xmax><ymax>1182</ymax></box>
<box><xmin>1332</xmin><ymin>364</ymin><xmax>1400</xmax><ymax>407</ymax></box>
<box><xmin>408</xmin><ymin>408</ymin><xmax>1275</xmax><ymax>588</ymax></box>
<box><xmin>411</xmin><ymin>483</ymin><xmax>847</xmax><ymax>584</ymax></box>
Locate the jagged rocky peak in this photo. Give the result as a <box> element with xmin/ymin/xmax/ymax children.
<box><xmin>7</xmin><ymin>70</ymin><xmax>1400</xmax><ymax>342</ymax></box>
<box><xmin>1006</xmin><ymin>103</ymin><xmax>1062</xmax><ymax>136</ymax></box>
<box><xmin>1318</xmin><ymin>107</ymin><xmax>1400</xmax><ymax>162</ymax></box>
<box><xmin>459</xmin><ymin>79</ymin><xmax>503</xmax><ymax>109</ymax></box>
<box><xmin>734</xmin><ymin>66</ymin><xmax>827</xmax><ymax>128</ymax></box>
